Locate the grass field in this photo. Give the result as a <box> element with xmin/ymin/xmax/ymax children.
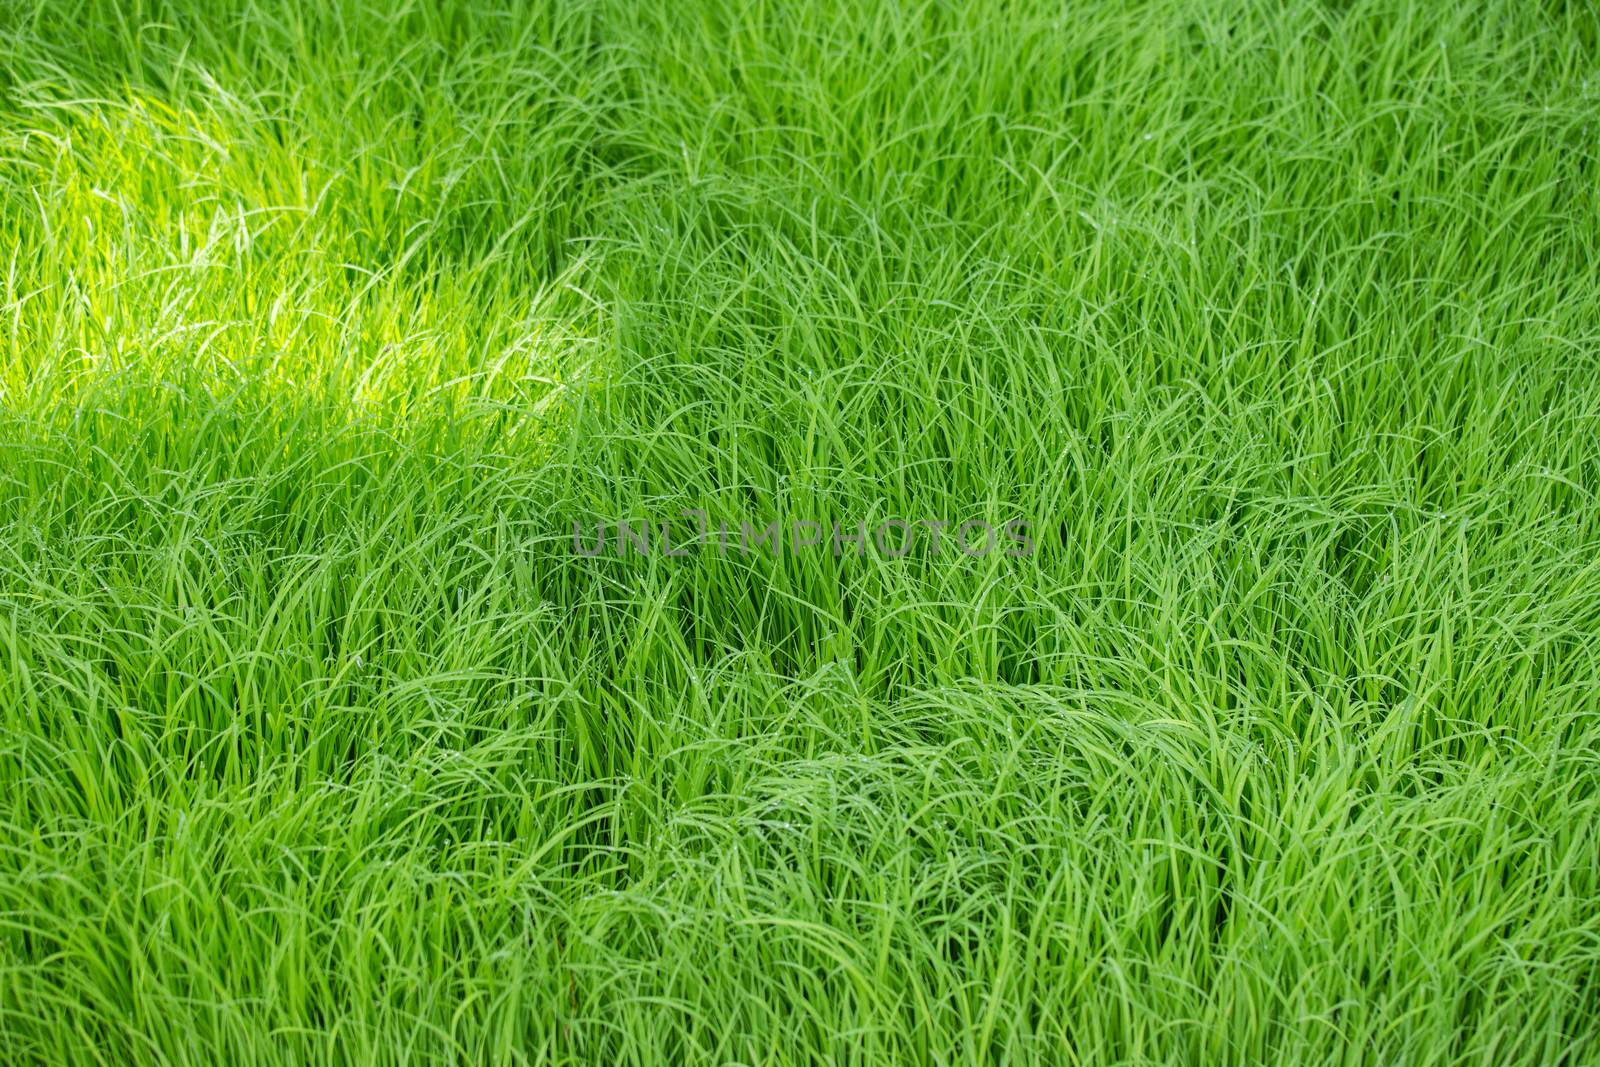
<box><xmin>3</xmin><ymin>0</ymin><xmax>1600</xmax><ymax>1063</ymax></box>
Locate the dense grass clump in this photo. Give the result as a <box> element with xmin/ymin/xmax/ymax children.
<box><xmin>3</xmin><ymin>0</ymin><xmax>1599</xmax><ymax>1063</ymax></box>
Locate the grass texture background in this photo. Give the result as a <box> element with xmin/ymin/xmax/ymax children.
<box><xmin>2</xmin><ymin>0</ymin><xmax>1599</xmax><ymax>1063</ymax></box>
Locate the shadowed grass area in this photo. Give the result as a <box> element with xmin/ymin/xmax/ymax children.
<box><xmin>2</xmin><ymin>0</ymin><xmax>1599</xmax><ymax>1063</ymax></box>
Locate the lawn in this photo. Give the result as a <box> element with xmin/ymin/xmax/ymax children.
<box><xmin>2</xmin><ymin>1</ymin><xmax>1598</xmax><ymax>1063</ymax></box>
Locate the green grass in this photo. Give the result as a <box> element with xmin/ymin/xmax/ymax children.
<box><xmin>2</xmin><ymin>0</ymin><xmax>1599</xmax><ymax>1062</ymax></box>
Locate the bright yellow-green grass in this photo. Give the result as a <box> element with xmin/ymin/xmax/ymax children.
<box><xmin>2</xmin><ymin>1</ymin><xmax>1599</xmax><ymax>1064</ymax></box>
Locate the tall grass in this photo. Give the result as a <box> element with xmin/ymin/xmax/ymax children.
<box><xmin>2</xmin><ymin>0</ymin><xmax>1598</xmax><ymax>1063</ymax></box>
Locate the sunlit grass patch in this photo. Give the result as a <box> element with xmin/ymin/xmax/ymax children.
<box><xmin>0</xmin><ymin>63</ymin><xmax>605</xmax><ymax>438</ymax></box>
